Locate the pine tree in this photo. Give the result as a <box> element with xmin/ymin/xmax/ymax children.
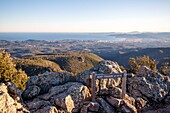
<box><xmin>0</xmin><ymin>50</ymin><xmax>28</xmax><ymax>89</ymax></box>
<box><xmin>128</xmin><ymin>55</ymin><xmax>158</xmax><ymax>74</ymax></box>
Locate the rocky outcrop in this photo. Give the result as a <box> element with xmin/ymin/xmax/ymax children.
<box><xmin>49</xmin><ymin>82</ymin><xmax>91</xmax><ymax>112</ymax></box>
<box><xmin>1</xmin><ymin>60</ymin><xmax>170</xmax><ymax>113</ymax></box>
<box><xmin>21</xmin><ymin>60</ymin><xmax>140</xmax><ymax>113</ymax></box>
<box><xmin>76</xmin><ymin>60</ymin><xmax>122</xmax><ymax>93</ymax></box>
<box><xmin>144</xmin><ymin>105</ymin><xmax>170</xmax><ymax>113</ymax></box>
<box><xmin>22</xmin><ymin>72</ymin><xmax>73</xmax><ymax>99</ymax></box>
<box><xmin>6</xmin><ymin>82</ymin><xmax>22</xmax><ymax>100</ymax></box>
<box><xmin>97</xmin><ymin>98</ymin><xmax>115</xmax><ymax>113</ymax></box>
<box><xmin>88</xmin><ymin>102</ymin><xmax>100</xmax><ymax>112</ymax></box>
<box><xmin>22</xmin><ymin>85</ymin><xmax>41</xmax><ymax>100</ymax></box>
<box><xmin>22</xmin><ymin>82</ymin><xmax>91</xmax><ymax>113</ymax></box>
<box><xmin>128</xmin><ymin>66</ymin><xmax>170</xmax><ymax>101</ymax></box>
<box><xmin>34</xmin><ymin>106</ymin><xmax>58</xmax><ymax>113</ymax></box>
<box><xmin>106</xmin><ymin>96</ymin><xmax>123</xmax><ymax>108</ymax></box>
<box><xmin>0</xmin><ymin>82</ymin><xmax>29</xmax><ymax>113</ymax></box>
<box><xmin>80</xmin><ymin>101</ymin><xmax>100</xmax><ymax>113</ymax></box>
<box><xmin>128</xmin><ymin>66</ymin><xmax>170</xmax><ymax>111</ymax></box>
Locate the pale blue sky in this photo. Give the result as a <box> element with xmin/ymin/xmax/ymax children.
<box><xmin>0</xmin><ymin>0</ymin><xmax>170</xmax><ymax>32</ymax></box>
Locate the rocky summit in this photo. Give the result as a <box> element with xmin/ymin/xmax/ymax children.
<box><xmin>0</xmin><ymin>60</ymin><xmax>170</xmax><ymax>113</ymax></box>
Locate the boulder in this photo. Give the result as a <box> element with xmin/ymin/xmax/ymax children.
<box><xmin>164</xmin><ymin>94</ymin><xmax>170</xmax><ymax>104</ymax></box>
<box><xmin>121</xmin><ymin>105</ymin><xmax>131</xmax><ymax>113</ymax></box>
<box><xmin>23</xmin><ymin>72</ymin><xmax>91</xmax><ymax>113</ymax></box>
<box><xmin>80</xmin><ymin>101</ymin><xmax>99</xmax><ymax>113</ymax></box>
<box><xmin>106</xmin><ymin>96</ymin><xmax>123</xmax><ymax>108</ymax></box>
<box><xmin>34</xmin><ymin>106</ymin><xmax>58</xmax><ymax>113</ymax></box>
<box><xmin>76</xmin><ymin>60</ymin><xmax>122</xmax><ymax>94</ymax></box>
<box><xmin>0</xmin><ymin>83</ymin><xmax>29</xmax><ymax>113</ymax></box>
<box><xmin>5</xmin><ymin>82</ymin><xmax>23</xmax><ymax>102</ymax></box>
<box><xmin>135</xmin><ymin>97</ymin><xmax>148</xmax><ymax>112</ymax></box>
<box><xmin>39</xmin><ymin>82</ymin><xmax>73</xmax><ymax>100</ymax></box>
<box><xmin>97</xmin><ymin>98</ymin><xmax>115</xmax><ymax>113</ymax></box>
<box><xmin>80</xmin><ymin>105</ymin><xmax>88</xmax><ymax>113</ymax></box>
<box><xmin>108</xmin><ymin>86</ymin><xmax>122</xmax><ymax>98</ymax></box>
<box><xmin>121</xmin><ymin>100</ymin><xmax>137</xmax><ymax>113</ymax></box>
<box><xmin>88</xmin><ymin>102</ymin><xmax>99</xmax><ymax>112</ymax></box>
<box><xmin>26</xmin><ymin>98</ymin><xmax>51</xmax><ymax>110</ymax></box>
<box><xmin>26</xmin><ymin>72</ymin><xmax>72</xmax><ymax>94</ymax></box>
<box><xmin>22</xmin><ymin>85</ymin><xmax>40</xmax><ymax>100</ymax></box>
<box><xmin>48</xmin><ymin>82</ymin><xmax>91</xmax><ymax>112</ymax></box>
<box><xmin>67</xmin><ymin>83</ymin><xmax>91</xmax><ymax>108</ymax></box>
<box><xmin>105</xmin><ymin>96</ymin><xmax>137</xmax><ymax>113</ymax></box>
<box><xmin>128</xmin><ymin>66</ymin><xmax>170</xmax><ymax>103</ymax></box>
<box><xmin>99</xmin><ymin>86</ymin><xmax>135</xmax><ymax>106</ymax></box>
<box><xmin>51</xmin><ymin>93</ymin><xmax>74</xmax><ymax>113</ymax></box>
<box><xmin>144</xmin><ymin>105</ymin><xmax>170</xmax><ymax>113</ymax></box>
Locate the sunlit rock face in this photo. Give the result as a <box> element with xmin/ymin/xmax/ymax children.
<box><xmin>0</xmin><ymin>83</ymin><xmax>29</xmax><ymax>113</ymax></box>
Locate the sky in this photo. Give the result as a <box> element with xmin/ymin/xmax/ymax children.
<box><xmin>0</xmin><ymin>0</ymin><xmax>170</xmax><ymax>32</ymax></box>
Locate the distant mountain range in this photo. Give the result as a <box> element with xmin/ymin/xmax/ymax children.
<box><xmin>96</xmin><ymin>47</ymin><xmax>170</xmax><ymax>69</ymax></box>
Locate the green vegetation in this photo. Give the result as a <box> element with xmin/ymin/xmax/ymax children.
<box><xmin>13</xmin><ymin>52</ymin><xmax>103</xmax><ymax>76</ymax></box>
<box><xmin>0</xmin><ymin>50</ymin><xmax>28</xmax><ymax>89</ymax></box>
<box><xmin>36</xmin><ymin>52</ymin><xmax>103</xmax><ymax>75</ymax></box>
<box><xmin>128</xmin><ymin>55</ymin><xmax>158</xmax><ymax>74</ymax></box>
<box><xmin>160</xmin><ymin>62</ymin><xmax>170</xmax><ymax>75</ymax></box>
<box><xmin>0</xmin><ymin>50</ymin><xmax>102</xmax><ymax>89</ymax></box>
<box><xmin>13</xmin><ymin>57</ymin><xmax>63</xmax><ymax>76</ymax></box>
<box><xmin>120</xmin><ymin>65</ymin><xmax>125</xmax><ymax>71</ymax></box>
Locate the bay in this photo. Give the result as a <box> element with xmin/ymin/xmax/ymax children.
<box><xmin>0</xmin><ymin>32</ymin><xmax>119</xmax><ymax>41</ymax></box>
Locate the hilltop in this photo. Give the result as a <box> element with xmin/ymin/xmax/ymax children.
<box><xmin>13</xmin><ymin>52</ymin><xmax>103</xmax><ymax>76</ymax></box>
<box><xmin>1</xmin><ymin>60</ymin><xmax>170</xmax><ymax>113</ymax></box>
<box><xmin>13</xmin><ymin>57</ymin><xmax>63</xmax><ymax>76</ymax></box>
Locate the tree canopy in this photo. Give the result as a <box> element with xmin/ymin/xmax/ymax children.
<box><xmin>0</xmin><ymin>50</ymin><xmax>28</xmax><ymax>89</ymax></box>
<box><xmin>128</xmin><ymin>55</ymin><xmax>158</xmax><ymax>74</ymax></box>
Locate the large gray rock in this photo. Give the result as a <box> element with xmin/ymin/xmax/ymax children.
<box><xmin>106</xmin><ymin>96</ymin><xmax>123</xmax><ymax>108</ymax></box>
<box><xmin>128</xmin><ymin>66</ymin><xmax>170</xmax><ymax>103</ymax></box>
<box><xmin>26</xmin><ymin>98</ymin><xmax>51</xmax><ymax>110</ymax></box>
<box><xmin>0</xmin><ymin>83</ymin><xmax>29</xmax><ymax>113</ymax></box>
<box><xmin>97</xmin><ymin>98</ymin><xmax>115</xmax><ymax>113</ymax></box>
<box><xmin>121</xmin><ymin>100</ymin><xmax>137</xmax><ymax>113</ymax></box>
<box><xmin>144</xmin><ymin>104</ymin><xmax>170</xmax><ymax>113</ymax></box>
<box><xmin>50</xmin><ymin>82</ymin><xmax>91</xmax><ymax>112</ymax></box>
<box><xmin>88</xmin><ymin>102</ymin><xmax>99</xmax><ymax>112</ymax></box>
<box><xmin>22</xmin><ymin>69</ymin><xmax>91</xmax><ymax>113</ymax></box>
<box><xmin>106</xmin><ymin>95</ymin><xmax>137</xmax><ymax>113</ymax></box>
<box><xmin>22</xmin><ymin>85</ymin><xmax>41</xmax><ymax>100</ymax></box>
<box><xmin>6</xmin><ymin>82</ymin><xmax>22</xmax><ymax>100</ymax></box>
<box><xmin>39</xmin><ymin>82</ymin><xmax>91</xmax><ymax>112</ymax></box>
<box><xmin>135</xmin><ymin>97</ymin><xmax>148</xmax><ymax>112</ymax></box>
<box><xmin>99</xmin><ymin>86</ymin><xmax>136</xmax><ymax>106</ymax></box>
<box><xmin>51</xmin><ymin>93</ymin><xmax>74</xmax><ymax>113</ymax></box>
<box><xmin>39</xmin><ymin>82</ymin><xmax>73</xmax><ymax>100</ymax></box>
<box><xmin>26</xmin><ymin>72</ymin><xmax>73</xmax><ymax>94</ymax></box>
<box><xmin>76</xmin><ymin>60</ymin><xmax>122</xmax><ymax>94</ymax></box>
<box><xmin>34</xmin><ymin>106</ymin><xmax>58</xmax><ymax>113</ymax></box>
<box><xmin>80</xmin><ymin>101</ymin><xmax>100</xmax><ymax>113</ymax></box>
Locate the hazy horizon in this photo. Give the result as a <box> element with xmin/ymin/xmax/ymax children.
<box><xmin>0</xmin><ymin>0</ymin><xmax>170</xmax><ymax>32</ymax></box>
<box><xmin>1</xmin><ymin>31</ymin><xmax>170</xmax><ymax>33</ymax></box>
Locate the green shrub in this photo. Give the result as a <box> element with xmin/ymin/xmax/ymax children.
<box><xmin>13</xmin><ymin>57</ymin><xmax>63</xmax><ymax>76</ymax></box>
<box><xmin>128</xmin><ymin>55</ymin><xmax>158</xmax><ymax>74</ymax></box>
<box><xmin>160</xmin><ymin>62</ymin><xmax>170</xmax><ymax>75</ymax></box>
<box><xmin>0</xmin><ymin>50</ymin><xmax>28</xmax><ymax>89</ymax></box>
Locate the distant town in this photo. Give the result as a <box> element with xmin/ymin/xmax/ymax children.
<box><xmin>1</xmin><ymin>32</ymin><xmax>170</xmax><ymax>68</ymax></box>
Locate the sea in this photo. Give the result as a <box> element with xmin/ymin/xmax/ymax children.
<box><xmin>0</xmin><ymin>32</ymin><xmax>121</xmax><ymax>41</ymax></box>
